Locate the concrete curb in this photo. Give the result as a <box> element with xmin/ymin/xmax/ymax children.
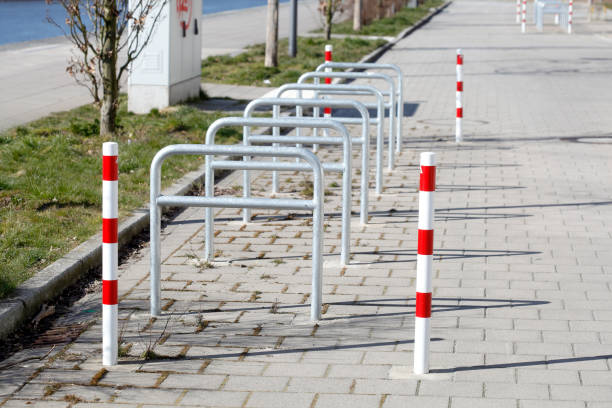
<box><xmin>0</xmin><ymin>164</ymin><xmax>209</xmax><ymax>340</ymax></box>
<box><xmin>0</xmin><ymin>1</ymin><xmax>451</xmax><ymax>340</ymax></box>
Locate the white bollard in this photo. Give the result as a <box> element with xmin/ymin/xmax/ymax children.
<box><xmin>456</xmin><ymin>49</ymin><xmax>463</xmax><ymax>144</ymax></box>
<box><xmin>516</xmin><ymin>0</ymin><xmax>521</xmax><ymax>23</ymax></box>
<box><xmin>522</xmin><ymin>0</ymin><xmax>527</xmax><ymax>32</ymax></box>
<box><xmin>102</xmin><ymin>142</ymin><xmax>119</xmax><ymax>366</ymax></box>
<box><xmin>413</xmin><ymin>152</ymin><xmax>436</xmax><ymax>375</ymax></box>
<box><xmin>568</xmin><ymin>0</ymin><xmax>573</xmax><ymax>33</ymax></box>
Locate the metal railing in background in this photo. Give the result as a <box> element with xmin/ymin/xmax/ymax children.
<box><xmin>274</xmin><ymin>83</ymin><xmax>386</xmax><ymax>195</ymax></box>
<box><xmin>149</xmin><ymin>144</ymin><xmax>325</xmax><ymax>320</ymax></box>
<box><xmin>297</xmin><ymin>71</ymin><xmax>397</xmax><ymax>170</ymax></box>
<box><xmin>242</xmin><ymin>98</ymin><xmax>370</xmax><ymax>225</ymax></box>
<box><xmin>315</xmin><ymin>62</ymin><xmax>404</xmax><ymax>154</ymax></box>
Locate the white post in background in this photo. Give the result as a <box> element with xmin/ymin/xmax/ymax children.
<box><xmin>456</xmin><ymin>49</ymin><xmax>463</xmax><ymax>144</ymax></box>
<box><xmin>568</xmin><ymin>0</ymin><xmax>573</xmax><ymax>33</ymax></box>
<box><xmin>102</xmin><ymin>142</ymin><xmax>118</xmax><ymax>366</ymax></box>
<box><xmin>414</xmin><ymin>152</ymin><xmax>436</xmax><ymax>375</ymax></box>
<box><xmin>516</xmin><ymin>0</ymin><xmax>521</xmax><ymax>22</ymax></box>
<box><xmin>522</xmin><ymin>0</ymin><xmax>527</xmax><ymax>32</ymax></box>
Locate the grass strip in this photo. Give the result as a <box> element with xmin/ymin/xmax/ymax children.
<box><xmin>201</xmin><ymin>36</ymin><xmax>387</xmax><ymax>87</ymax></box>
<box><xmin>0</xmin><ymin>97</ymin><xmax>242</xmax><ymax>298</ymax></box>
<box><xmin>321</xmin><ymin>0</ymin><xmax>445</xmax><ymax>37</ymax></box>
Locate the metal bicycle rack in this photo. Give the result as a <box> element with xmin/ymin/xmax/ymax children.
<box><xmin>149</xmin><ymin>144</ymin><xmax>325</xmax><ymax>320</ymax></box>
<box><xmin>205</xmin><ymin>117</ymin><xmax>353</xmax><ymax>266</ymax></box>
<box><xmin>316</xmin><ymin>62</ymin><xmax>404</xmax><ymax>155</ymax></box>
<box><xmin>298</xmin><ymin>71</ymin><xmax>397</xmax><ymax>170</ymax></box>
<box><xmin>534</xmin><ymin>0</ymin><xmax>568</xmax><ymax>30</ymax></box>
<box><xmin>242</xmin><ymin>98</ymin><xmax>370</xmax><ymax>225</ymax></box>
<box><xmin>274</xmin><ymin>83</ymin><xmax>386</xmax><ymax>195</ymax></box>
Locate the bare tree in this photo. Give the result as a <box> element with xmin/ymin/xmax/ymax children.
<box><xmin>265</xmin><ymin>0</ymin><xmax>279</xmax><ymax>67</ymax></box>
<box><xmin>318</xmin><ymin>0</ymin><xmax>344</xmax><ymax>40</ymax></box>
<box><xmin>353</xmin><ymin>0</ymin><xmax>362</xmax><ymax>31</ymax></box>
<box><xmin>47</xmin><ymin>0</ymin><xmax>166</xmax><ymax>135</ymax></box>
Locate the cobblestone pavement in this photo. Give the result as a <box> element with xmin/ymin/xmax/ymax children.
<box><xmin>2</xmin><ymin>0</ymin><xmax>612</xmax><ymax>406</ymax></box>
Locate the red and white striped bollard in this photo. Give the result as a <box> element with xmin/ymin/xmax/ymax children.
<box><xmin>568</xmin><ymin>0</ymin><xmax>573</xmax><ymax>34</ymax></box>
<box><xmin>516</xmin><ymin>0</ymin><xmax>521</xmax><ymax>23</ymax></box>
<box><xmin>102</xmin><ymin>142</ymin><xmax>118</xmax><ymax>366</ymax></box>
<box><xmin>324</xmin><ymin>44</ymin><xmax>333</xmax><ymax>118</ymax></box>
<box><xmin>521</xmin><ymin>0</ymin><xmax>527</xmax><ymax>32</ymax></box>
<box><xmin>456</xmin><ymin>49</ymin><xmax>463</xmax><ymax>144</ymax></box>
<box><xmin>414</xmin><ymin>152</ymin><xmax>436</xmax><ymax>375</ymax></box>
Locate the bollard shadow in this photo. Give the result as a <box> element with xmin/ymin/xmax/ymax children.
<box><xmin>319</xmin><ymin>297</ymin><xmax>550</xmax><ymax>321</ymax></box>
<box><xmin>434</xmin><ymin>184</ymin><xmax>525</xmax><ymax>192</ymax></box>
<box><xmin>161</xmin><ymin>297</ymin><xmax>548</xmax><ymax>317</ymax></box>
<box><xmin>125</xmin><ymin>338</ymin><xmax>444</xmax><ymax>365</ymax></box>
<box><xmin>346</xmin><ymin>248</ymin><xmax>541</xmax><ymax>265</ymax></box>
<box><xmin>431</xmin><ymin>354</ymin><xmax>612</xmax><ymax>374</ymax></box>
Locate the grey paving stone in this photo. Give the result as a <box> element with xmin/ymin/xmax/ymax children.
<box><xmin>352</xmin><ymin>378</ymin><xmax>417</xmax><ymax>395</ymax></box>
<box><xmin>245</xmin><ymin>391</ymin><xmax>314</xmax><ymax>408</ymax></box>
<box><xmin>286</xmin><ymin>377</ymin><xmax>353</xmax><ymax>393</ymax></box>
<box><xmin>179</xmin><ymin>390</ymin><xmax>249</xmax><ymax>407</ymax></box>
<box><xmin>550</xmin><ymin>385</ymin><xmax>612</xmax><ymax>402</ymax></box>
<box><xmin>485</xmin><ymin>382</ymin><xmax>549</xmax><ymax>400</ymax></box>
<box><xmin>158</xmin><ymin>374</ymin><xmax>226</xmax><ymax>390</ymax></box>
<box><xmin>451</xmin><ymin>397</ymin><xmax>516</xmax><ymax>408</ymax></box>
<box><xmin>315</xmin><ymin>393</ymin><xmax>381</xmax><ymax>408</ymax></box>
<box><xmin>383</xmin><ymin>395</ymin><xmax>449</xmax><ymax>408</ymax></box>
<box><xmin>223</xmin><ymin>375</ymin><xmax>289</xmax><ymax>392</ymax></box>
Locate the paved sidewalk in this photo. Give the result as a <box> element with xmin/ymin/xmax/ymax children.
<box><xmin>2</xmin><ymin>0</ymin><xmax>612</xmax><ymax>407</ymax></box>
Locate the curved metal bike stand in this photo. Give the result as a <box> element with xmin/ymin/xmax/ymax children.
<box><xmin>242</xmin><ymin>98</ymin><xmax>370</xmax><ymax>226</ymax></box>
<box><xmin>298</xmin><ymin>71</ymin><xmax>396</xmax><ymax>171</ymax></box>
<box><xmin>205</xmin><ymin>117</ymin><xmax>352</xmax><ymax>266</ymax></box>
<box><xmin>316</xmin><ymin>62</ymin><xmax>404</xmax><ymax>155</ymax></box>
<box><xmin>275</xmin><ymin>83</ymin><xmax>386</xmax><ymax>195</ymax></box>
<box><xmin>150</xmin><ymin>144</ymin><xmax>324</xmax><ymax>321</ymax></box>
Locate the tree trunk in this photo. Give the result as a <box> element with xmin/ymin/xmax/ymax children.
<box><xmin>377</xmin><ymin>0</ymin><xmax>383</xmax><ymax>19</ymax></box>
<box><xmin>353</xmin><ymin>0</ymin><xmax>362</xmax><ymax>31</ymax></box>
<box><xmin>100</xmin><ymin>0</ymin><xmax>118</xmax><ymax>135</ymax></box>
<box><xmin>325</xmin><ymin>0</ymin><xmax>333</xmax><ymax>40</ymax></box>
<box><xmin>265</xmin><ymin>0</ymin><xmax>279</xmax><ymax>67</ymax></box>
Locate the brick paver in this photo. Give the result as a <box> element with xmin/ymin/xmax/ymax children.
<box><xmin>2</xmin><ymin>0</ymin><xmax>612</xmax><ymax>406</ymax></box>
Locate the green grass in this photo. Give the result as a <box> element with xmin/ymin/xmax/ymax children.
<box><xmin>325</xmin><ymin>0</ymin><xmax>445</xmax><ymax>36</ymax></box>
<box><xmin>0</xmin><ymin>96</ymin><xmax>241</xmax><ymax>298</ymax></box>
<box><xmin>201</xmin><ymin>36</ymin><xmax>387</xmax><ymax>87</ymax></box>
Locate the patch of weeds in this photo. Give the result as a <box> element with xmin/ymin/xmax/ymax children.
<box><xmin>299</xmin><ymin>178</ymin><xmax>314</xmax><ymax>198</ymax></box>
<box><xmin>68</xmin><ymin>118</ymin><xmax>100</xmax><ymax>137</ymax></box>
<box><xmin>44</xmin><ymin>382</ymin><xmax>61</xmax><ymax>397</ymax></box>
<box><xmin>89</xmin><ymin>368</ymin><xmax>108</xmax><ymax>385</ymax></box>
<box><xmin>329</xmin><ymin>181</ymin><xmax>339</xmax><ymax>188</ymax></box>
<box><xmin>272</xmin><ymin>259</ymin><xmax>285</xmax><ymax>265</ymax></box>
<box><xmin>118</xmin><ymin>343</ymin><xmax>132</xmax><ymax>358</ymax></box>
<box><xmin>195</xmin><ymin>314</ymin><xmax>208</xmax><ymax>333</ymax></box>
<box><xmin>250</xmin><ymin>290</ymin><xmax>263</xmax><ymax>301</ymax></box>
<box><xmin>138</xmin><ymin>317</ymin><xmax>172</xmax><ymax>360</ymax></box>
<box><xmin>271</xmin><ymin>298</ymin><xmax>279</xmax><ymax>314</ymax></box>
<box><xmin>261</xmin><ymin>273</ymin><xmax>274</xmax><ymax>279</ymax></box>
<box><xmin>63</xmin><ymin>394</ymin><xmax>84</xmax><ymax>404</ymax></box>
